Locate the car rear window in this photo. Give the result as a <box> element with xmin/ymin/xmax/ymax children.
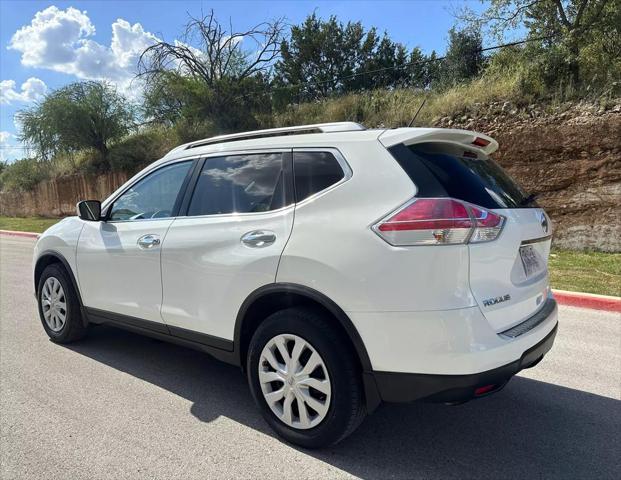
<box><xmin>388</xmin><ymin>143</ymin><xmax>535</xmax><ymax>209</ymax></box>
<box><xmin>294</xmin><ymin>151</ymin><xmax>345</xmax><ymax>202</ymax></box>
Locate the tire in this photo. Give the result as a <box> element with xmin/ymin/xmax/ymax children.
<box><xmin>37</xmin><ymin>263</ymin><xmax>87</xmax><ymax>343</ymax></box>
<box><xmin>247</xmin><ymin>307</ymin><xmax>366</xmax><ymax>448</ymax></box>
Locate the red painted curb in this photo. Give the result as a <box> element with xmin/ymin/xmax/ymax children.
<box><xmin>553</xmin><ymin>290</ymin><xmax>621</xmax><ymax>313</ymax></box>
<box><xmin>0</xmin><ymin>229</ymin><xmax>40</xmax><ymax>239</ymax></box>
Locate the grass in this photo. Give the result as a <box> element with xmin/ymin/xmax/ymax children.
<box><xmin>0</xmin><ymin>216</ymin><xmax>618</xmax><ymax>297</ymax></box>
<box><xmin>549</xmin><ymin>249</ymin><xmax>621</xmax><ymax>297</ymax></box>
<box><xmin>274</xmin><ymin>70</ymin><xmax>527</xmax><ymax>129</ymax></box>
<box><xmin>0</xmin><ymin>216</ymin><xmax>60</xmax><ymax>233</ymax></box>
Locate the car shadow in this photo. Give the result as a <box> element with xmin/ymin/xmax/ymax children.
<box><xmin>65</xmin><ymin>325</ymin><xmax>621</xmax><ymax>479</ymax></box>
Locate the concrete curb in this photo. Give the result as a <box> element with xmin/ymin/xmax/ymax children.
<box><xmin>553</xmin><ymin>289</ymin><xmax>621</xmax><ymax>313</ymax></box>
<box><xmin>0</xmin><ymin>230</ymin><xmax>40</xmax><ymax>239</ymax></box>
<box><xmin>1</xmin><ymin>229</ymin><xmax>618</xmax><ymax>312</ymax></box>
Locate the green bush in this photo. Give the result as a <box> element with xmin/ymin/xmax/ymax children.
<box><xmin>0</xmin><ymin>158</ymin><xmax>49</xmax><ymax>192</ymax></box>
<box><xmin>48</xmin><ymin>149</ymin><xmax>105</xmax><ymax>177</ymax></box>
<box><xmin>108</xmin><ymin>127</ymin><xmax>175</xmax><ymax>173</ymax></box>
<box><xmin>171</xmin><ymin>118</ymin><xmax>217</xmax><ymax>144</ymax></box>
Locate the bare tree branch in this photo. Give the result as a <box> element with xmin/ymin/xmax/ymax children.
<box><xmin>489</xmin><ymin>0</ymin><xmax>543</xmax><ymax>28</ymax></box>
<box><xmin>452</xmin><ymin>0</ymin><xmax>545</xmax><ymax>37</ymax></box>
<box><xmin>574</xmin><ymin>0</ymin><xmax>590</xmax><ymax>26</ymax></box>
<box><xmin>553</xmin><ymin>0</ymin><xmax>573</xmax><ymax>28</ymax></box>
<box><xmin>137</xmin><ymin>9</ymin><xmax>285</xmax><ymax>90</ymax></box>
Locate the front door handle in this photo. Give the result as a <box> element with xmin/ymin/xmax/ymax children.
<box><xmin>137</xmin><ymin>234</ymin><xmax>161</xmax><ymax>249</ymax></box>
<box><xmin>241</xmin><ymin>230</ymin><xmax>276</xmax><ymax>248</ymax></box>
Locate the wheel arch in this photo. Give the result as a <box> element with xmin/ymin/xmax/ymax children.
<box><xmin>234</xmin><ymin>283</ymin><xmax>381</xmax><ymax>412</ymax></box>
<box><xmin>235</xmin><ymin>284</ymin><xmax>370</xmax><ymax>369</ymax></box>
<box><xmin>34</xmin><ymin>250</ymin><xmax>84</xmax><ymax>309</ymax></box>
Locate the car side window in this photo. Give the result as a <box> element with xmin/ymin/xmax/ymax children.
<box><xmin>293</xmin><ymin>151</ymin><xmax>345</xmax><ymax>202</ymax></box>
<box><xmin>187</xmin><ymin>153</ymin><xmax>288</xmax><ymax>216</ymax></box>
<box><xmin>108</xmin><ymin>161</ymin><xmax>192</xmax><ymax>221</ymax></box>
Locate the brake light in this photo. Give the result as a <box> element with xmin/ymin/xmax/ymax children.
<box><xmin>373</xmin><ymin>198</ymin><xmax>505</xmax><ymax>246</ymax></box>
<box><xmin>472</xmin><ymin>137</ymin><xmax>490</xmax><ymax>147</ymax></box>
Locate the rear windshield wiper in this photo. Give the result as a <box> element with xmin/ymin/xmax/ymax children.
<box><xmin>520</xmin><ymin>193</ymin><xmax>538</xmax><ymax>206</ymax></box>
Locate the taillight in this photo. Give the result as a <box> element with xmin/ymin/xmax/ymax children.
<box><xmin>469</xmin><ymin>205</ymin><xmax>505</xmax><ymax>243</ymax></box>
<box><xmin>373</xmin><ymin>198</ymin><xmax>505</xmax><ymax>246</ymax></box>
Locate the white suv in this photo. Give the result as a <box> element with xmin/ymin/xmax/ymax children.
<box><xmin>33</xmin><ymin>122</ymin><xmax>558</xmax><ymax>447</ymax></box>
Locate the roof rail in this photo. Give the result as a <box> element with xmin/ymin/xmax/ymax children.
<box><xmin>183</xmin><ymin>122</ymin><xmax>365</xmax><ymax>150</ymax></box>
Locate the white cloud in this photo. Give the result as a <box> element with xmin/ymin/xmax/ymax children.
<box><xmin>0</xmin><ymin>131</ymin><xmax>25</xmax><ymax>163</ymax></box>
<box><xmin>8</xmin><ymin>6</ymin><xmax>159</xmax><ymax>87</ymax></box>
<box><xmin>219</xmin><ymin>35</ymin><xmax>244</xmax><ymax>48</ymax></box>
<box><xmin>0</xmin><ymin>131</ymin><xmax>12</xmax><ymax>144</ymax></box>
<box><xmin>111</xmin><ymin>19</ymin><xmax>158</xmax><ymax>69</ymax></box>
<box><xmin>0</xmin><ymin>78</ymin><xmax>48</xmax><ymax>104</ymax></box>
<box><xmin>9</xmin><ymin>6</ymin><xmax>95</xmax><ymax>70</ymax></box>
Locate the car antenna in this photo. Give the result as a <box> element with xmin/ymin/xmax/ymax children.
<box><xmin>407</xmin><ymin>96</ymin><xmax>427</xmax><ymax>127</ymax></box>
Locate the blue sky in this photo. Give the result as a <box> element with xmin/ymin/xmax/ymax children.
<box><xmin>0</xmin><ymin>0</ymin><xmax>487</xmax><ymax>161</ymax></box>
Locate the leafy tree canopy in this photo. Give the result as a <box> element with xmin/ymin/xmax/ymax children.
<box><xmin>457</xmin><ymin>0</ymin><xmax>620</xmax><ymax>91</ymax></box>
<box><xmin>274</xmin><ymin>13</ymin><xmax>434</xmax><ymax>104</ymax></box>
<box><xmin>17</xmin><ymin>81</ymin><xmax>134</xmax><ymax>163</ymax></box>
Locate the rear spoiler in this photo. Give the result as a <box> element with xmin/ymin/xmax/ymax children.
<box><xmin>378</xmin><ymin>128</ymin><xmax>498</xmax><ymax>156</ymax></box>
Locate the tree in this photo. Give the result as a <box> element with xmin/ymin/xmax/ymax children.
<box><xmin>440</xmin><ymin>27</ymin><xmax>485</xmax><ymax>87</ymax></box>
<box><xmin>274</xmin><ymin>13</ymin><xmax>424</xmax><ymax>104</ymax></box>
<box><xmin>423</xmin><ymin>50</ymin><xmax>443</xmax><ymax>89</ymax></box>
<box><xmin>139</xmin><ymin>10</ymin><xmax>285</xmax><ymax>88</ymax></box>
<box><xmin>361</xmin><ymin>34</ymin><xmax>412</xmax><ymax>89</ymax></box>
<box><xmin>407</xmin><ymin>47</ymin><xmax>429</xmax><ymax>89</ymax></box>
<box><xmin>138</xmin><ymin>9</ymin><xmax>285</xmax><ymax>130</ymax></box>
<box><xmin>142</xmin><ymin>64</ymin><xmax>273</xmax><ymax>131</ymax></box>
<box><xmin>457</xmin><ymin>0</ymin><xmax>618</xmax><ymax>91</ymax></box>
<box><xmin>17</xmin><ymin>81</ymin><xmax>134</xmax><ymax>163</ymax></box>
<box><xmin>275</xmin><ymin>14</ymin><xmax>358</xmax><ymax>101</ymax></box>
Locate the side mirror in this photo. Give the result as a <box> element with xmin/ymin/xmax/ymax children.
<box><xmin>77</xmin><ymin>200</ymin><xmax>102</xmax><ymax>221</ymax></box>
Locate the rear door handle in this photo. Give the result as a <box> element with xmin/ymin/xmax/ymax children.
<box><xmin>137</xmin><ymin>234</ymin><xmax>161</xmax><ymax>249</ymax></box>
<box><xmin>241</xmin><ymin>230</ymin><xmax>276</xmax><ymax>248</ymax></box>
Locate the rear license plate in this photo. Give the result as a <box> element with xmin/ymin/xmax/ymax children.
<box><xmin>520</xmin><ymin>244</ymin><xmax>543</xmax><ymax>278</ymax></box>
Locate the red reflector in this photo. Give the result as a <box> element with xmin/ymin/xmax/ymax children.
<box><xmin>377</xmin><ymin>198</ymin><xmax>472</xmax><ymax>232</ymax></box>
<box><xmin>472</xmin><ymin>137</ymin><xmax>490</xmax><ymax>147</ymax></box>
<box><xmin>475</xmin><ymin>384</ymin><xmax>496</xmax><ymax>396</ymax></box>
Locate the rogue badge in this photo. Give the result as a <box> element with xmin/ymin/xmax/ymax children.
<box><xmin>482</xmin><ymin>294</ymin><xmax>511</xmax><ymax>307</ymax></box>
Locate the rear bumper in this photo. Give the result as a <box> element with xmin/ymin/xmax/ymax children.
<box><xmin>372</xmin><ymin>320</ymin><xmax>557</xmax><ymax>404</ymax></box>
<box><xmin>350</xmin><ymin>296</ymin><xmax>558</xmax><ymax>376</ymax></box>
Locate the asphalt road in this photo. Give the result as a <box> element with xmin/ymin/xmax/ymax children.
<box><xmin>1</xmin><ymin>235</ymin><xmax>620</xmax><ymax>480</ymax></box>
